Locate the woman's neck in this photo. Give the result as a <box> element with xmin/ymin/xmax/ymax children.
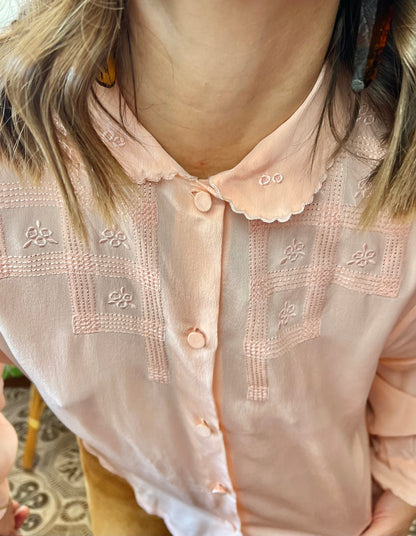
<box><xmin>118</xmin><ymin>0</ymin><xmax>340</xmax><ymax>178</ymax></box>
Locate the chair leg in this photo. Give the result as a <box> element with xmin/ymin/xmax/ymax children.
<box><xmin>22</xmin><ymin>383</ymin><xmax>46</xmax><ymax>471</ymax></box>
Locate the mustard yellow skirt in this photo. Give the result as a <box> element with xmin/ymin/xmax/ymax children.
<box><xmin>76</xmin><ymin>437</ymin><xmax>172</xmax><ymax>536</ymax></box>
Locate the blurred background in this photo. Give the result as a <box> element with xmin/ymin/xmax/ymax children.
<box><xmin>0</xmin><ymin>0</ymin><xmax>19</xmax><ymax>28</ymax></box>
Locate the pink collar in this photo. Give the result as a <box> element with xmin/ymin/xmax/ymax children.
<box><xmin>90</xmin><ymin>64</ymin><xmax>342</xmax><ymax>222</ymax></box>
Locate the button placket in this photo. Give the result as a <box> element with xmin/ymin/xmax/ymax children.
<box><xmin>176</xmin><ymin>181</ymin><xmax>240</xmax><ymax>530</ymax></box>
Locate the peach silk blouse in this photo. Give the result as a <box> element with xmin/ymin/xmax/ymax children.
<box><xmin>1</xmin><ymin>65</ymin><xmax>416</xmax><ymax>536</ymax></box>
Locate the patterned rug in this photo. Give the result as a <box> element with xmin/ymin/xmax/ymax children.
<box><xmin>3</xmin><ymin>386</ymin><xmax>416</xmax><ymax>536</ymax></box>
<box><xmin>4</xmin><ymin>386</ymin><xmax>92</xmax><ymax>536</ymax></box>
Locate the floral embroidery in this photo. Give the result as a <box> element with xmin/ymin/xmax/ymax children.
<box><xmin>259</xmin><ymin>172</ymin><xmax>284</xmax><ymax>186</ymax></box>
<box><xmin>23</xmin><ymin>221</ymin><xmax>58</xmax><ymax>248</ymax></box>
<box><xmin>278</xmin><ymin>301</ymin><xmax>296</xmax><ymax>329</ymax></box>
<box><xmin>102</xmin><ymin>130</ymin><xmax>126</xmax><ymax>147</ymax></box>
<box><xmin>280</xmin><ymin>238</ymin><xmax>305</xmax><ymax>264</ymax></box>
<box><xmin>357</xmin><ymin>103</ymin><xmax>375</xmax><ymax>125</ymax></box>
<box><xmin>347</xmin><ymin>244</ymin><xmax>376</xmax><ymax>267</ymax></box>
<box><xmin>108</xmin><ymin>287</ymin><xmax>134</xmax><ymax>309</ymax></box>
<box><xmin>99</xmin><ymin>228</ymin><xmax>129</xmax><ymax>248</ymax></box>
<box><xmin>354</xmin><ymin>177</ymin><xmax>371</xmax><ymax>202</ymax></box>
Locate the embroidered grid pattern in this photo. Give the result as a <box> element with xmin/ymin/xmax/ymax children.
<box><xmin>128</xmin><ymin>183</ymin><xmax>169</xmax><ymax>383</ymax></box>
<box><xmin>0</xmin><ymin>180</ymin><xmax>169</xmax><ymax>384</ymax></box>
<box><xmin>245</xmin><ymin>219</ymin><xmax>272</xmax><ymax>402</ymax></box>
<box><xmin>0</xmin><ymin>212</ymin><xmax>8</xmax><ymax>279</ymax></box>
<box><xmin>244</xmin><ymin>153</ymin><xmax>410</xmax><ymax>402</ymax></box>
<box><xmin>0</xmin><ymin>182</ymin><xmax>63</xmax><ymax>280</ymax></box>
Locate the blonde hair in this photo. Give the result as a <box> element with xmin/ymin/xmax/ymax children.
<box><xmin>0</xmin><ymin>0</ymin><xmax>416</xmax><ymax>244</ymax></box>
<box><xmin>0</xmin><ymin>0</ymin><xmax>133</xmax><ymax>245</ymax></box>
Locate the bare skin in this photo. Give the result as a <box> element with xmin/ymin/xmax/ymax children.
<box><xmin>118</xmin><ymin>0</ymin><xmax>340</xmax><ymax>178</ymax></box>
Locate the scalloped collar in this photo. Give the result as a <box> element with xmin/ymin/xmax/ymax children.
<box><xmin>90</xmin><ymin>64</ymin><xmax>342</xmax><ymax>223</ymax></box>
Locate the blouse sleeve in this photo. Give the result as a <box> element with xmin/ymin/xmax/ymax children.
<box><xmin>0</xmin><ymin>335</ymin><xmax>19</xmax><ymax>520</ymax></box>
<box><xmin>367</xmin><ymin>303</ymin><xmax>416</xmax><ymax>506</ymax></box>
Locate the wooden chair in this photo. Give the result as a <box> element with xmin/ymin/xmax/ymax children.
<box><xmin>22</xmin><ymin>383</ymin><xmax>46</xmax><ymax>470</ymax></box>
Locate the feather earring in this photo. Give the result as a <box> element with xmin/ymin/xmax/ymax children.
<box><xmin>351</xmin><ymin>0</ymin><xmax>394</xmax><ymax>93</ymax></box>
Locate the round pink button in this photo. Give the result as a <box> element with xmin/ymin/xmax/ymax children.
<box><xmin>194</xmin><ymin>191</ymin><xmax>212</xmax><ymax>213</ymax></box>
<box><xmin>195</xmin><ymin>419</ymin><xmax>212</xmax><ymax>437</ymax></box>
<box><xmin>187</xmin><ymin>330</ymin><xmax>206</xmax><ymax>349</ymax></box>
<box><xmin>211</xmin><ymin>482</ymin><xmax>227</xmax><ymax>494</ymax></box>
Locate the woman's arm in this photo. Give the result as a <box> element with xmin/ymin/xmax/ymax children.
<box><xmin>0</xmin><ymin>351</ymin><xmax>29</xmax><ymax>536</ymax></box>
<box><xmin>362</xmin><ymin>303</ymin><xmax>416</xmax><ymax>535</ymax></box>
<box><xmin>0</xmin><ymin>357</ymin><xmax>18</xmax><ymax>520</ymax></box>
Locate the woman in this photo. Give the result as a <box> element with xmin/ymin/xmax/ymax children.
<box><xmin>0</xmin><ymin>0</ymin><xmax>416</xmax><ymax>535</ymax></box>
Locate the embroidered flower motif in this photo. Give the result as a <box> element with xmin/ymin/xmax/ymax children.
<box><xmin>347</xmin><ymin>243</ymin><xmax>376</xmax><ymax>267</ymax></box>
<box><xmin>102</xmin><ymin>130</ymin><xmax>126</xmax><ymax>147</ymax></box>
<box><xmin>99</xmin><ymin>228</ymin><xmax>129</xmax><ymax>248</ymax></box>
<box><xmin>280</xmin><ymin>238</ymin><xmax>305</xmax><ymax>264</ymax></box>
<box><xmin>23</xmin><ymin>220</ymin><xmax>58</xmax><ymax>248</ymax></box>
<box><xmin>357</xmin><ymin>103</ymin><xmax>375</xmax><ymax>125</ymax></box>
<box><xmin>259</xmin><ymin>172</ymin><xmax>284</xmax><ymax>186</ymax></box>
<box><xmin>108</xmin><ymin>287</ymin><xmax>134</xmax><ymax>309</ymax></box>
<box><xmin>354</xmin><ymin>177</ymin><xmax>371</xmax><ymax>202</ymax></box>
<box><xmin>278</xmin><ymin>301</ymin><xmax>296</xmax><ymax>329</ymax></box>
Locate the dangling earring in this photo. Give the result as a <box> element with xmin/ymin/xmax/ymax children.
<box><xmin>351</xmin><ymin>0</ymin><xmax>394</xmax><ymax>93</ymax></box>
<box><xmin>96</xmin><ymin>53</ymin><xmax>116</xmax><ymax>88</ymax></box>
